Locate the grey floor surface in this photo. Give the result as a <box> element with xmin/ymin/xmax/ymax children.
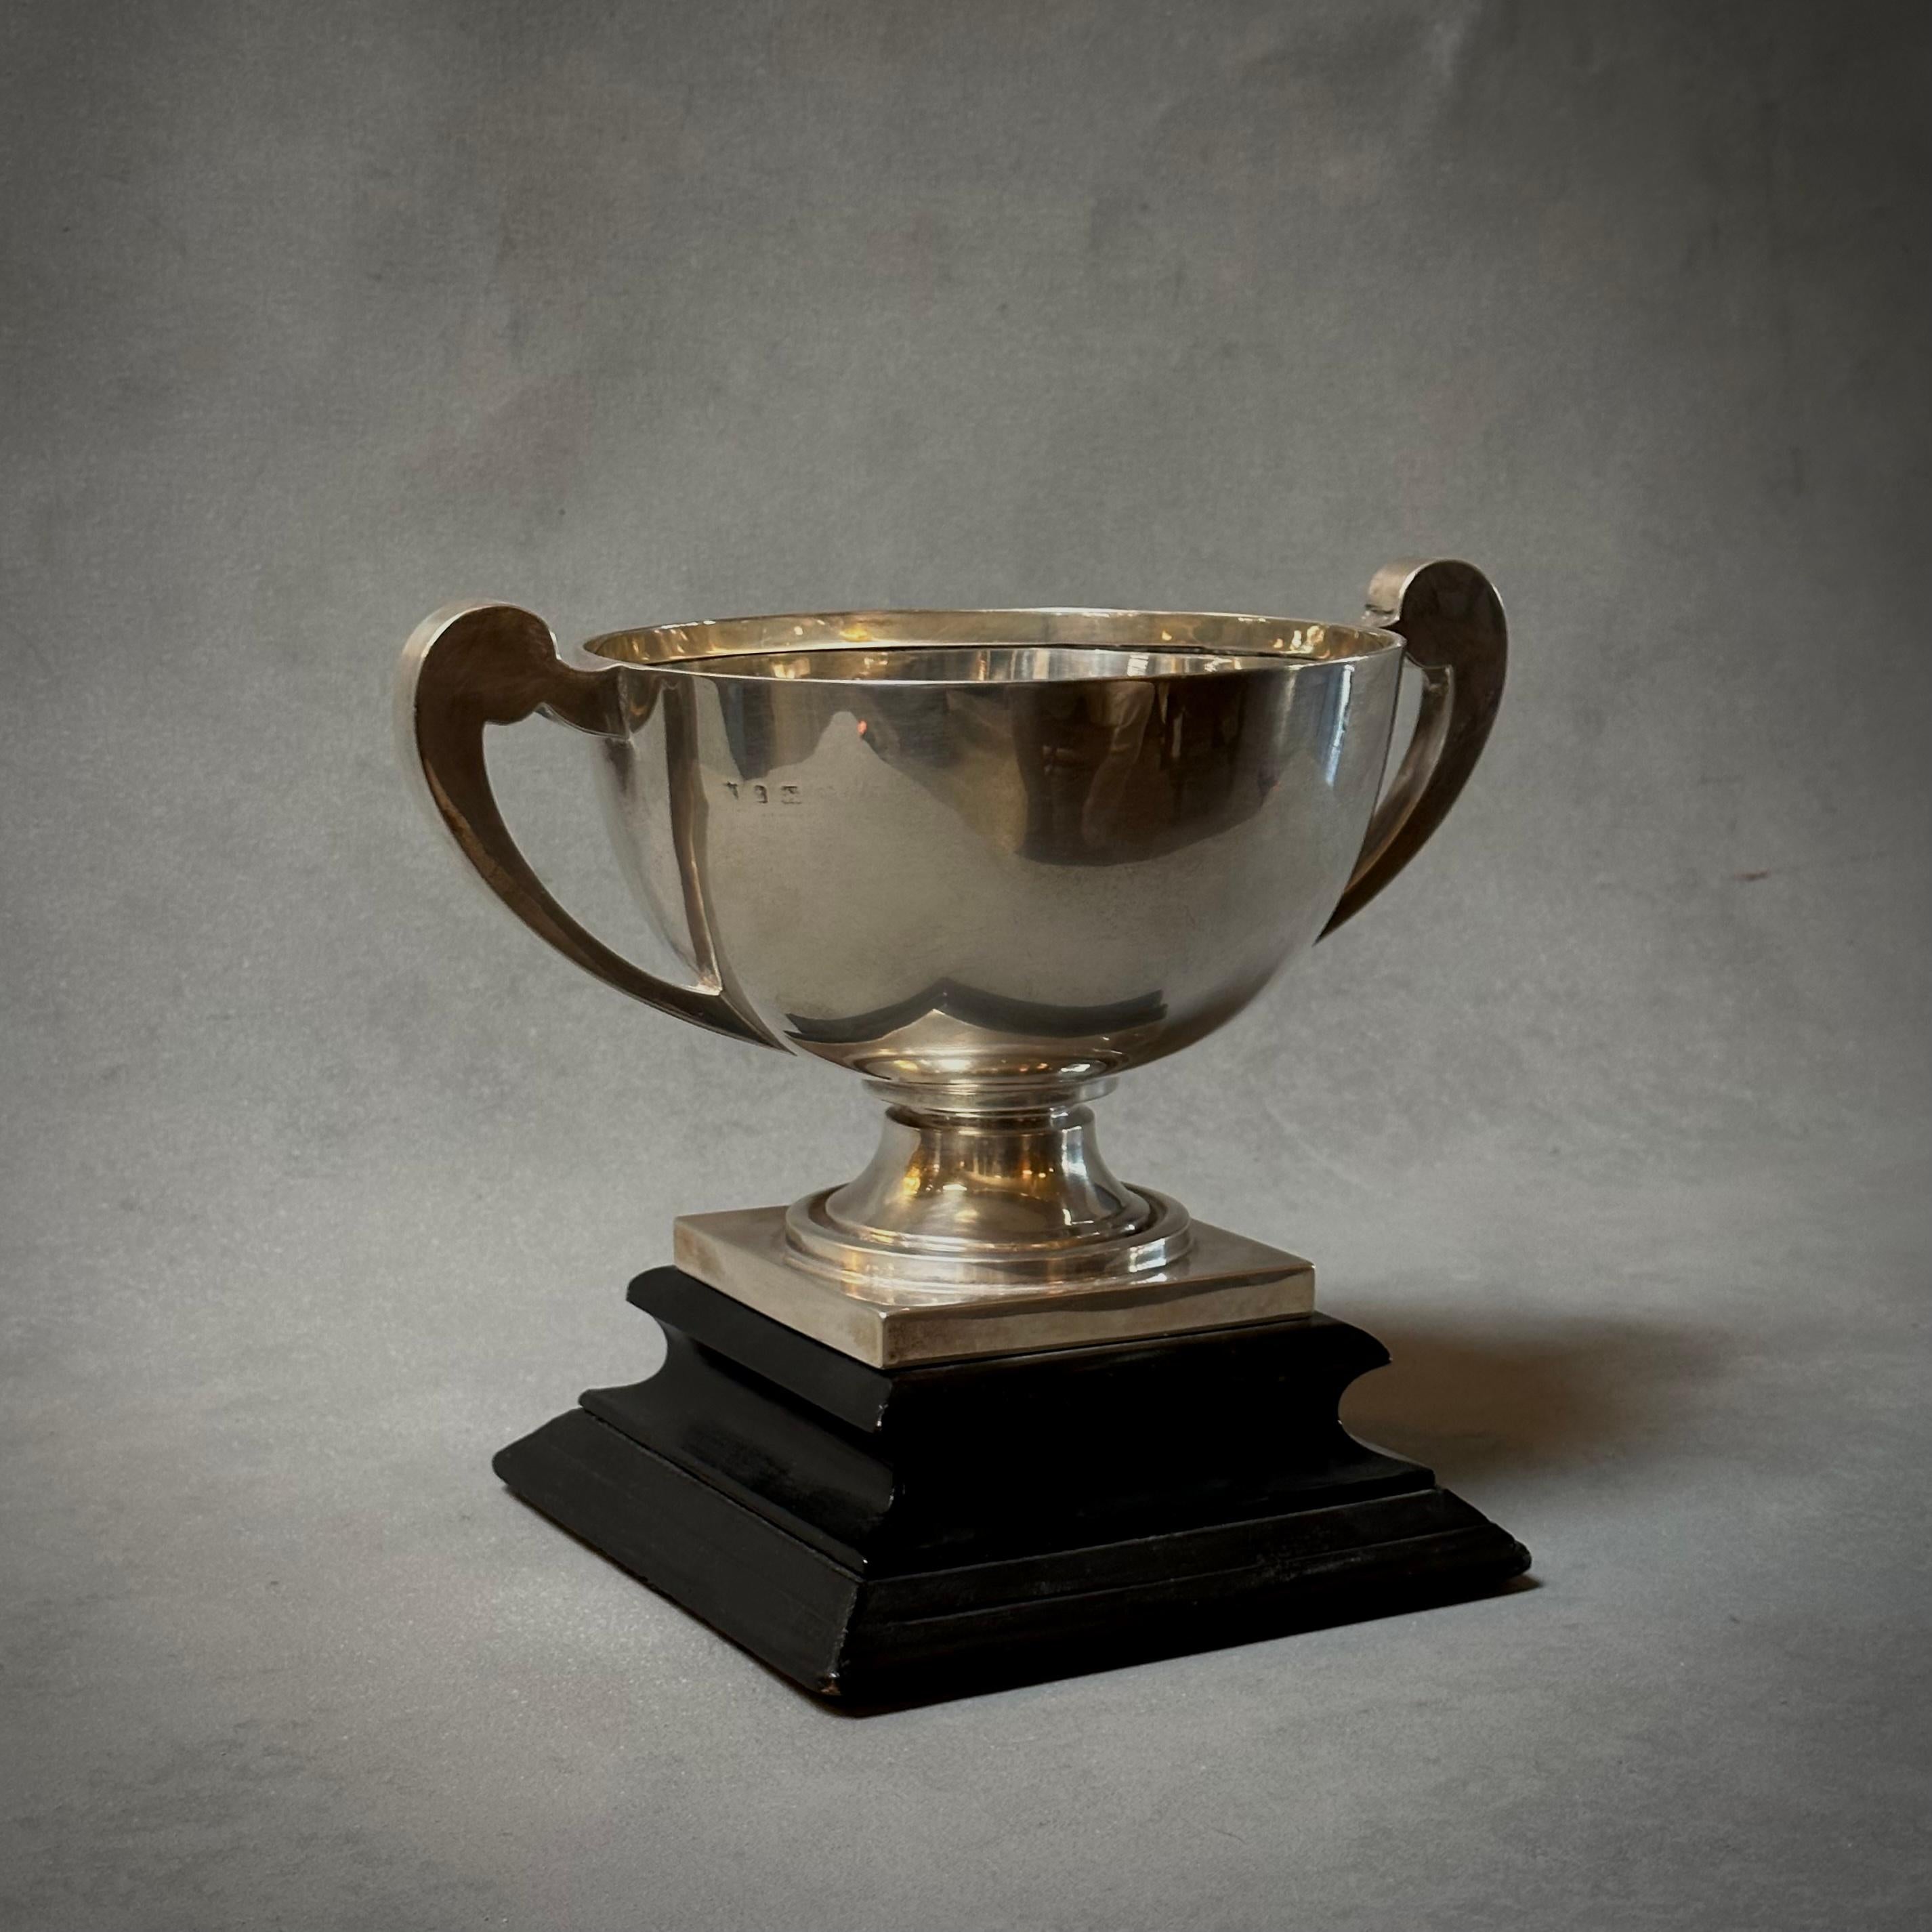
<box><xmin>4</xmin><ymin>3</ymin><xmax>1929</xmax><ymax>1927</ymax></box>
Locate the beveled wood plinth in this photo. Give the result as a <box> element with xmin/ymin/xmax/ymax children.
<box><xmin>494</xmin><ymin>1267</ymin><xmax>1530</xmax><ymax>1705</ymax></box>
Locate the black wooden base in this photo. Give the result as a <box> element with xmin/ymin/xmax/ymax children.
<box><xmin>495</xmin><ymin>1267</ymin><xmax>1530</xmax><ymax>1704</ymax></box>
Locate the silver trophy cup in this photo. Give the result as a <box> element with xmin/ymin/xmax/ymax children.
<box><xmin>399</xmin><ymin>560</ymin><xmax>1505</xmax><ymax>1365</ymax></box>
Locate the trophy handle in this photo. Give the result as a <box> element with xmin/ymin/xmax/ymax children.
<box><xmin>396</xmin><ymin>602</ymin><xmax>774</xmax><ymax>1045</ymax></box>
<box><xmin>1318</xmin><ymin>559</ymin><xmax>1508</xmax><ymax>938</ymax></box>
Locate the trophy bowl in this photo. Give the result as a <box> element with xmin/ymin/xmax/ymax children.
<box><xmin>399</xmin><ymin>560</ymin><xmax>1505</xmax><ymax>1318</ymax></box>
<box><xmin>398</xmin><ymin>560</ymin><xmax>1522</xmax><ymax>1700</ymax></box>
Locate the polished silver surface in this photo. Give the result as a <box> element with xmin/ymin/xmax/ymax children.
<box><xmin>671</xmin><ymin>1207</ymin><xmax>1315</xmax><ymax>1369</ymax></box>
<box><xmin>591</xmin><ymin>613</ymin><xmax>1402</xmax><ymax>1089</ymax></box>
<box><xmin>397</xmin><ymin>566</ymin><xmax>1507</xmax><ymax>1324</ymax></box>
<box><xmin>783</xmin><ymin>1079</ymin><xmax>1195</xmax><ymax>1288</ymax></box>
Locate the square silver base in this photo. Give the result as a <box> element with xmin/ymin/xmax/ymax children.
<box><xmin>671</xmin><ymin>1208</ymin><xmax>1315</xmax><ymax>1368</ymax></box>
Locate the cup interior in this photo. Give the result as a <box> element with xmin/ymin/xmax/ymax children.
<box><xmin>583</xmin><ymin>608</ymin><xmax>1398</xmax><ymax>680</ymax></box>
<box><xmin>672</xmin><ymin>644</ymin><xmax>1278</xmax><ymax>683</ymax></box>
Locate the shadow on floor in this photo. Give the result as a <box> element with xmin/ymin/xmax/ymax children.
<box><xmin>1337</xmin><ymin>1309</ymin><xmax>1725</xmax><ymax>1484</ymax></box>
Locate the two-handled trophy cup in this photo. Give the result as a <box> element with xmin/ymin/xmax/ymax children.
<box><xmin>399</xmin><ymin>561</ymin><xmax>1528</xmax><ymax>1701</ymax></box>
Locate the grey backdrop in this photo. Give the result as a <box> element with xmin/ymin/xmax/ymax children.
<box><xmin>4</xmin><ymin>2</ymin><xmax>1928</xmax><ymax>1927</ymax></box>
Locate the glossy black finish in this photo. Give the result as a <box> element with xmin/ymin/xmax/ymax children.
<box><xmin>494</xmin><ymin>1269</ymin><xmax>1531</xmax><ymax>1704</ymax></box>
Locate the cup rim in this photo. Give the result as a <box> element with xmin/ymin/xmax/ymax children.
<box><xmin>581</xmin><ymin>607</ymin><xmax>1400</xmax><ymax>684</ymax></box>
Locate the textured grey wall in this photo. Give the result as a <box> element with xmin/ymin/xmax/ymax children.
<box><xmin>4</xmin><ymin>3</ymin><xmax>1927</xmax><ymax>1928</ymax></box>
